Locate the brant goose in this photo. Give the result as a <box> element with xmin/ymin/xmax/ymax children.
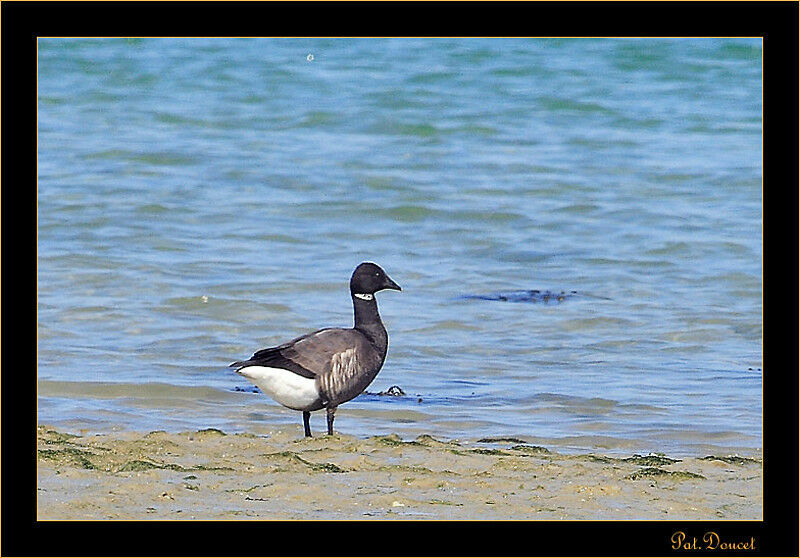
<box><xmin>230</xmin><ymin>262</ymin><xmax>401</xmax><ymax>437</ymax></box>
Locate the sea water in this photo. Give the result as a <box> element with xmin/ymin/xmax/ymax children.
<box><xmin>37</xmin><ymin>38</ymin><xmax>762</xmax><ymax>456</ymax></box>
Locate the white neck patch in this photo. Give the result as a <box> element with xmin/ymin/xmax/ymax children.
<box><xmin>353</xmin><ymin>293</ymin><xmax>374</xmax><ymax>301</ymax></box>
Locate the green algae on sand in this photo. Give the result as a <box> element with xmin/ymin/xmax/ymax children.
<box><xmin>38</xmin><ymin>447</ymin><xmax>99</xmax><ymax>470</ymax></box>
<box><xmin>700</xmin><ymin>455</ymin><xmax>761</xmax><ymax>465</ymax></box>
<box><xmin>626</xmin><ymin>467</ymin><xmax>705</xmax><ymax>480</ymax></box>
<box><xmin>37</xmin><ymin>425</ymin><xmax>761</xmax><ymax>520</ymax></box>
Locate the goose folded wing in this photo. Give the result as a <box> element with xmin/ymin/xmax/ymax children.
<box><xmin>231</xmin><ymin>328</ymin><xmax>363</xmax><ymax>380</ymax></box>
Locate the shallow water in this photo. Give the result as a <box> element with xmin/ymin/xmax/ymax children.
<box><xmin>37</xmin><ymin>38</ymin><xmax>762</xmax><ymax>456</ymax></box>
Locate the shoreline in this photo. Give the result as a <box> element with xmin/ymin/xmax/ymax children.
<box><xmin>37</xmin><ymin>425</ymin><xmax>762</xmax><ymax>520</ymax></box>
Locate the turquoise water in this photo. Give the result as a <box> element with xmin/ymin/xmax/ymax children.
<box><xmin>37</xmin><ymin>38</ymin><xmax>762</xmax><ymax>456</ymax></box>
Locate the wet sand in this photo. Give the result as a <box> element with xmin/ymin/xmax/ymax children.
<box><xmin>37</xmin><ymin>425</ymin><xmax>762</xmax><ymax>520</ymax></box>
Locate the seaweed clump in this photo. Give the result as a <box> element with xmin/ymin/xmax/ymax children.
<box><xmin>627</xmin><ymin>467</ymin><xmax>705</xmax><ymax>480</ymax></box>
<box><xmin>37</xmin><ymin>448</ymin><xmax>98</xmax><ymax>470</ymax></box>
<box><xmin>700</xmin><ymin>455</ymin><xmax>760</xmax><ymax>466</ymax></box>
<box><xmin>622</xmin><ymin>455</ymin><xmax>680</xmax><ymax>466</ymax></box>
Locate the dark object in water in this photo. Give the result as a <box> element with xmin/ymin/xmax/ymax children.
<box><xmin>377</xmin><ymin>385</ymin><xmax>406</xmax><ymax>396</ymax></box>
<box><xmin>365</xmin><ymin>385</ymin><xmax>406</xmax><ymax>397</ymax></box>
<box><xmin>461</xmin><ymin>290</ymin><xmax>579</xmax><ymax>304</ymax></box>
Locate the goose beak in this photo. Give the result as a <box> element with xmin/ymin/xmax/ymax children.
<box><xmin>383</xmin><ymin>276</ymin><xmax>402</xmax><ymax>292</ymax></box>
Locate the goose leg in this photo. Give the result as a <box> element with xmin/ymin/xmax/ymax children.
<box><xmin>326</xmin><ymin>406</ymin><xmax>337</xmax><ymax>435</ymax></box>
<box><xmin>303</xmin><ymin>411</ymin><xmax>312</xmax><ymax>437</ymax></box>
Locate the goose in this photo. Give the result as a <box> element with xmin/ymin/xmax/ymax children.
<box><xmin>230</xmin><ymin>262</ymin><xmax>401</xmax><ymax>436</ymax></box>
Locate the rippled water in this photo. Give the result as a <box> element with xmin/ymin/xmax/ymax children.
<box><xmin>37</xmin><ymin>38</ymin><xmax>762</xmax><ymax>456</ymax></box>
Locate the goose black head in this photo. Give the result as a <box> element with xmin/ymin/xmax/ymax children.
<box><xmin>350</xmin><ymin>262</ymin><xmax>402</xmax><ymax>296</ymax></box>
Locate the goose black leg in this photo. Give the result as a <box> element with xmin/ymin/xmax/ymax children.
<box><xmin>303</xmin><ymin>411</ymin><xmax>312</xmax><ymax>437</ymax></box>
<box><xmin>326</xmin><ymin>406</ymin><xmax>337</xmax><ymax>435</ymax></box>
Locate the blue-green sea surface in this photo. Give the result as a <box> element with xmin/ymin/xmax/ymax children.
<box><xmin>38</xmin><ymin>38</ymin><xmax>762</xmax><ymax>457</ymax></box>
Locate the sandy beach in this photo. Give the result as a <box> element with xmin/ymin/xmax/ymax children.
<box><xmin>36</xmin><ymin>425</ymin><xmax>762</xmax><ymax>520</ymax></box>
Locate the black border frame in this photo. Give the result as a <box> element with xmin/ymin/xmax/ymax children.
<box><xmin>5</xmin><ymin>1</ymin><xmax>797</xmax><ymax>556</ymax></box>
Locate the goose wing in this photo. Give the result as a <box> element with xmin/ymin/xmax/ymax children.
<box><xmin>230</xmin><ymin>328</ymin><xmax>367</xmax><ymax>382</ymax></box>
